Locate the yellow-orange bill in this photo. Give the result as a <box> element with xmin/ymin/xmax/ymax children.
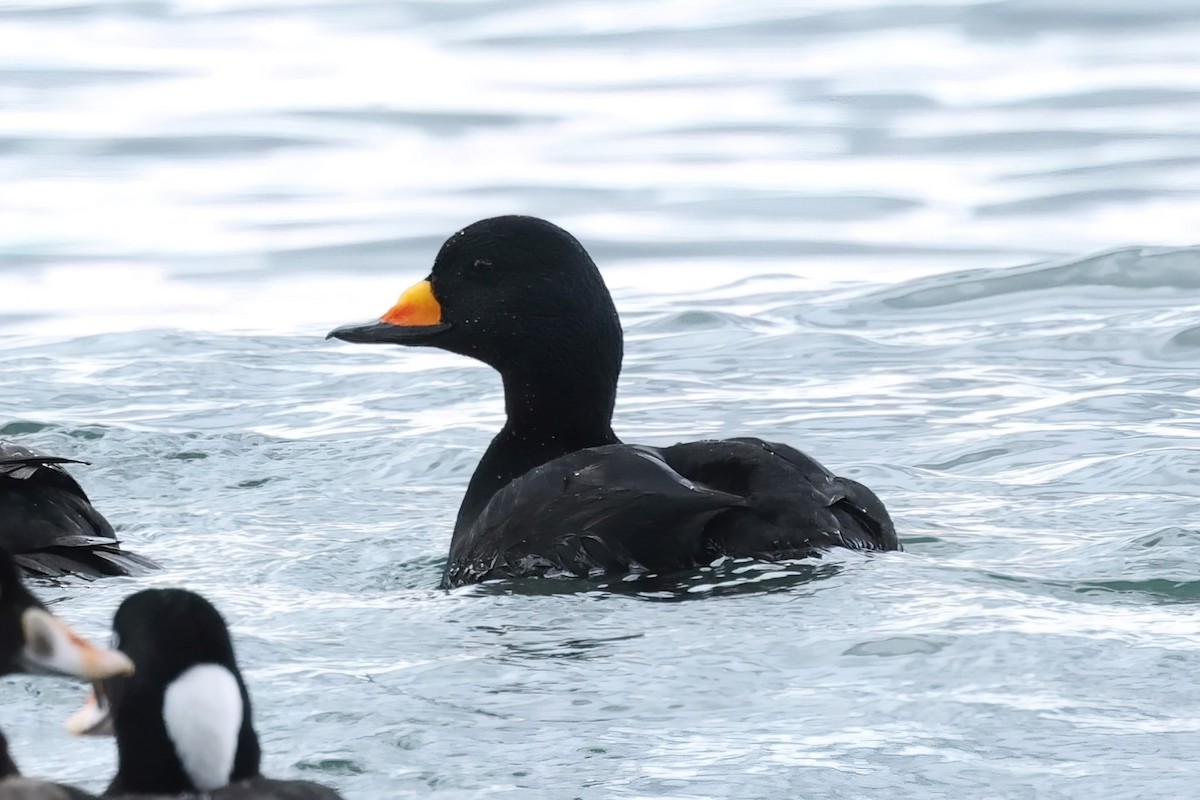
<box><xmin>380</xmin><ymin>280</ymin><xmax>442</xmax><ymax>327</ymax></box>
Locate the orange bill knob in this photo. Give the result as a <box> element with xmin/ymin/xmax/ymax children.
<box><xmin>381</xmin><ymin>280</ymin><xmax>442</xmax><ymax>327</ymax></box>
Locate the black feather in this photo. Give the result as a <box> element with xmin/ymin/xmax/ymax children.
<box><xmin>0</xmin><ymin>441</ymin><xmax>156</xmax><ymax>578</ymax></box>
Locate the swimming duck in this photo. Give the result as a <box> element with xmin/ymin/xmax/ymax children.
<box><xmin>328</xmin><ymin>216</ymin><xmax>900</xmax><ymax>587</ymax></box>
<box><xmin>0</xmin><ymin>546</ymin><xmax>135</xmax><ymax>799</ymax></box>
<box><xmin>67</xmin><ymin>588</ymin><xmax>345</xmax><ymax>800</ymax></box>
<box><xmin>0</xmin><ymin>441</ymin><xmax>156</xmax><ymax>579</ymax></box>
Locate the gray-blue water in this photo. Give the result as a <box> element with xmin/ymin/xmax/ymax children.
<box><xmin>2</xmin><ymin>1</ymin><xmax>1199</xmax><ymax>798</ymax></box>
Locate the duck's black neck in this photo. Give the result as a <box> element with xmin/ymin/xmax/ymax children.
<box><xmin>453</xmin><ymin>368</ymin><xmax>620</xmax><ymax>535</ymax></box>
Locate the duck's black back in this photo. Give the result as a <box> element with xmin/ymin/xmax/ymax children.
<box><xmin>659</xmin><ymin>437</ymin><xmax>898</xmax><ymax>556</ymax></box>
<box><xmin>0</xmin><ymin>442</ymin><xmax>153</xmax><ymax>578</ymax></box>
<box><xmin>444</xmin><ymin>444</ymin><xmax>747</xmax><ymax>586</ymax></box>
<box><xmin>443</xmin><ymin>438</ymin><xmax>896</xmax><ymax>587</ymax></box>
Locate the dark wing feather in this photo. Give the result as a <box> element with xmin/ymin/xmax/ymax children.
<box><xmin>660</xmin><ymin>437</ymin><xmax>899</xmax><ymax>557</ymax></box>
<box><xmin>0</xmin><ymin>441</ymin><xmax>156</xmax><ymax>578</ymax></box>
<box><xmin>445</xmin><ymin>438</ymin><xmax>897</xmax><ymax>588</ymax></box>
<box><xmin>444</xmin><ymin>445</ymin><xmax>744</xmax><ymax>587</ymax></box>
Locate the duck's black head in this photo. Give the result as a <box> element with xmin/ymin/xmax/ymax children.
<box><xmin>68</xmin><ymin>588</ymin><xmax>261</xmax><ymax>795</ymax></box>
<box><xmin>328</xmin><ymin>215</ymin><xmax>624</xmax><ymax>392</ymax></box>
<box><xmin>0</xmin><ymin>548</ymin><xmax>133</xmax><ymax>680</ymax></box>
<box><xmin>328</xmin><ymin>217</ymin><xmax>627</xmax><ymax>528</ymax></box>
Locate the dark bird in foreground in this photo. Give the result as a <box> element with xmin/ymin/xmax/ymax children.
<box><xmin>1</xmin><ymin>546</ymin><xmax>136</xmax><ymax>800</ymax></box>
<box><xmin>329</xmin><ymin>215</ymin><xmax>900</xmax><ymax>588</ymax></box>
<box><xmin>67</xmin><ymin>588</ymin><xmax>345</xmax><ymax>800</ymax></box>
<box><xmin>0</xmin><ymin>441</ymin><xmax>156</xmax><ymax>579</ymax></box>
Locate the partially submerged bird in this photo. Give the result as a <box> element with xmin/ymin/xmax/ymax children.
<box><xmin>0</xmin><ymin>441</ymin><xmax>156</xmax><ymax>579</ymax></box>
<box><xmin>0</xmin><ymin>546</ymin><xmax>135</xmax><ymax>799</ymax></box>
<box><xmin>329</xmin><ymin>215</ymin><xmax>900</xmax><ymax>588</ymax></box>
<box><xmin>67</xmin><ymin>588</ymin><xmax>345</xmax><ymax>800</ymax></box>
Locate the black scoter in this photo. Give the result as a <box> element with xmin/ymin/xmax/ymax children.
<box><xmin>328</xmin><ymin>216</ymin><xmax>900</xmax><ymax>587</ymax></box>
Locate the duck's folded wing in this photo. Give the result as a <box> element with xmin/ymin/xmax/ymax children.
<box><xmin>444</xmin><ymin>445</ymin><xmax>745</xmax><ymax>587</ymax></box>
<box><xmin>0</xmin><ymin>442</ymin><xmax>156</xmax><ymax>577</ymax></box>
<box><xmin>660</xmin><ymin>437</ymin><xmax>899</xmax><ymax>555</ymax></box>
<box><xmin>743</xmin><ymin>438</ymin><xmax>897</xmax><ymax>550</ymax></box>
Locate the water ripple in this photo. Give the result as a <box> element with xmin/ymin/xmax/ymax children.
<box><xmin>3</xmin><ymin>1</ymin><xmax>1200</xmax><ymax>798</ymax></box>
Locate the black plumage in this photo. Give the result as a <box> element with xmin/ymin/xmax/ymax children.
<box><xmin>0</xmin><ymin>442</ymin><xmax>156</xmax><ymax>578</ymax></box>
<box><xmin>329</xmin><ymin>215</ymin><xmax>900</xmax><ymax>588</ymax></box>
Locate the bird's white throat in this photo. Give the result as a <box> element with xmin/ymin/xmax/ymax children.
<box><xmin>162</xmin><ymin>663</ymin><xmax>243</xmax><ymax>791</ymax></box>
